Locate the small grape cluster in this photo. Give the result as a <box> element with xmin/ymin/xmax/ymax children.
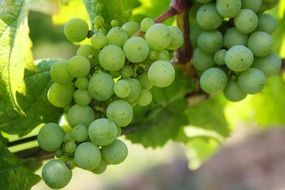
<box><xmin>37</xmin><ymin>16</ymin><xmax>183</xmax><ymax>189</ymax></box>
<box><xmin>192</xmin><ymin>0</ymin><xmax>281</xmax><ymax>101</ymax></box>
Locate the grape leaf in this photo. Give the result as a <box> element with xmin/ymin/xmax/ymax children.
<box><xmin>0</xmin><ymin>136</ymin><xmax>40</xmax><ymax>190</ymax></box>
<box><xmin>0</xmin><ymin>59</ymin><xmax>62</xmax><ymax>136</ymax></box>
<box><xmin>0</xmin><ymin>0</ymin><xmax>33</xmax><ymax>114</ymax></box>
<box><xmin>124</xmin><ymin>68</ymin><xmax>194</xmax><ymax>148</ymax></box>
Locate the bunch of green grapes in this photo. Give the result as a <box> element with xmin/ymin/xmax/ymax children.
<box><xmin>39</xmin><ymin>15</ymin><xmax>183</xmax><ymax>189</ymax></box>
<box><xmin>192</xmin><ymin>0</ymin><xmax>281</xmax><ymax>101</ymax></box>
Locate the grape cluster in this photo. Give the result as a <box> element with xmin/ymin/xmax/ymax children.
<box><xmin>192</xmin><ymin>0</ymin><xmax>281</xmax><ymax>101</ymax></box>
<box><xmin>38</xmin><ymin>16</ymin><xmax>183</xmax><ymax>189</ymax></box>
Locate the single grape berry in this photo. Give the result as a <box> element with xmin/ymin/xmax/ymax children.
<box><xmin>64</xmin><ymin>141</ymin><xmax>76</xmax><ymax>154</ymax></box>
<box><xmin>76</xmin><ymin>45</ymin><xmax>99</xmax><ymax>67</ymax></box>
<box><xmin>91</xmin><ymin>33</ymin><xmax>108</xmax><ymax>50</ymax></box>
<box><xmin>67</xmin><ymin>104</ymin><xmax>95</xmax><ymax>127</ymax></box>
<box><xmin>234</xmin><ymin>9</ymin><xmax>258</xmax><ymax>34</ymax></box>
<box><xmin>121</xmin><ymin>65</ymin><xmax>134</xmax><ymax>78</ymax></box>
<box><xmin>114</xmin><ymin>80</ymin><xmax>131</xmax><ymax>98</ymax></box>
<box><xmin>68</xmin><ymin>56</ymin><xmax>91</xmax><ymax>78</ymax></box>
<box><xmin>50</xmin><ymin>61</ymin><xmax>73</xmax><ymax>85</ymax></box>
<box><xmin>42</xmin><ymin>159</ymin><xmax>72</xmax><ymax>189</ymax></box>
<box><xmin>214</xmin><ymin>49</ymin><xmax>227</xmax><ymax>65</ymax></box>
<box><xmin>238</xmin><ymin>68</ymin><xmax>266</xmax><ymax>94</ymax></box>
<box><xmin>223</xmin><ymin>27</ymin><xmax>248</xmax><ymax>49</ymax></box>
<box><xmin>241</xmin><ymin>0</ymin><xmax>262</xmax><ymax>12</ymax></box>
<box><xmin>253</xmin><ymin>53</ymin><xmax>281</xmax><ymax>77</ymax></box>
<box><xmin>196</xmin><ymin>3</ymin><xmax>223</xmax><ymax>30</ymax></box>
<box><xmin>47</xmin><ymin>83</ymin><xmax>74</xmax><ymax>108</ymax></box>
<box><xmin>122</xmin><ymin>21</ymin><xmax>140</xmax><ymax>36</ymax></box>
<box><xmin>192</xmin><ymin>48</ymin><xmax>214</xmax><ymax>72</ymax></box>
<box><xmin>145</xmin><ymin>23</ymin><xmax>171</xmax><ymax>50</ymax></box>
<box><xmin>92</xmin><ymin>159</ymin><xmax>107</xmax><ymax>174</ymax></box>
<box><xmin>75</xmin><ymin>77</ymin><xmax>89</xmax><ymax>90</ymax></box>
<box><xmin>123</xmin><ymin>36</ymin><xmax>149</xmax><ymax>63</ymax></box>
<box><xmin>106</xmin><ymin>100</ymin><xmax>133</xmax><ymax>127</ymax></box>
<box><xmin>99</xmin><ymin>45</ymin><xmax>125</xmax><ymax>71</ymax></box>
<box><xmin>140</xmin><ymin>17</ymin><xmax>154</xmax><ymax>32</ymax></box>
<box><xmin>200</xmin><ymin>68</ymin><xmax>228</xmax><ymax>94</ymax></box>
<box><xmin>256</xmin><ymin>13</ymin><xmax>277</xmax><ymax>34</ymax></box>
<box><xmin>72</xmin><ymin>124</ymin><xmax>88</xmax><ymax>142</ymax></box>
<box><xmin>137</xmin><ymin>89</ymin><xmax>153</xmax><ymax>106</ymax></box>
<box><xmin>247</xmin><ymin>31</ymin><xmax>273</xmax><ymax>57</ymax></box>
<box><xmin>138</xmin><ymin>73</ymin><xmax>153</xmax><ymax>90</ymax></box>
<box><xmin>123</xmin><ymin>78</ymin><xmax>142</xmax><ymax>102</ymax></box>
<box><xmin>197</xmin><ymin>30</ymin><xmax>223</xmax><ymax>54</ymax></box>
<box><xmin>106</xmin><ymin>27</ymin><xmax>128</xmax><ymax>47</ymax></box>
<box><xmin>101</xmin><ymin>139</ymin><xmax>128</xmax><ymax>165</ymax></box>
<box><xmin>224</xmin><ymin>80</ymin><xmax>247</xmax><ymax>102</ymax></box>
<box><xmin>74</xmin><ymin>89</ymin><xmax>92</xmax><ymax>106</ymax></box>
<box><xmin>216</xmin><ymin>0</ymin><xmax>241</xmax><ymax>18</ymax></box>
<box><xmin>167</xmin><ymin>26</ymin><xmax>184</xmax><ymax>50</ymax></box>
<box><xmin>64</xmin><ymin>18</ymin><xmax>89</xmax><ymax>42</ymax></box>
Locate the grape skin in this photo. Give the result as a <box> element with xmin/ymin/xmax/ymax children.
<box><xmin>99</xmin><ymin>45</ymin><xmax>125</xmax><ymax>71</ymax></box>
<box><xmin>192</xmin><ymin>48</ymin><xmax>214</xmax><ymax>72</ymax></box>
<box><xmin>247</xmin><ymin>31</ymin><xmax>273</xmax><ymax>57</ymax></box>
<box><xmin>47</xmin><ymin>83</ymin><xmax>74</xmax><ymax>108</ymax></box>
<box><xmin>145</xmin><ymin>23</ymin><xmax>171</xmax><ymax>50</ymax></box>
<box><xmin>92</xmin><ymin>159</ymin><xmax>107</xmax><ymax>174</ymax></box>
<box><xmin>121</xmin><ymin>65</ymin><xmax>134</xmax><ymax>78</ymax></box>
<box><xmin>123</xmin><ymin>78</ymin><xmax>142</xmax><ymax>102</ymax></box>
<box><xmin>234</xmin><ymin>9</ymin><xmax>258</xmax><ymax>34</ymax></box>
<box><xmin>196</xmin><ymin>3</ymin><xmax>223</xmax><ymax>30</ymax></box>
<box><xmin>238</xmin><ymin>68</ymin><xmax>266</xmax><ymax>94</ymax></box>
<box><xmin>106</xmin><ymin>100</ymin><xmax>133</xmax><ymax>127</ymax></box>
<box><xmin>214</xmin><ymin>49</ymin><xmax>227</xmax><ymax>65</ymax></box>
<box><xmin>91</xmin><ymin>33</ymin><xmax>107</xmax><ymax>50</ymax></box>
<box><xmin>101</xmin><ymin>139</ymin><xmax>128</xmax><ymax>165</ymax></box>
<box><xmin>197</xmin><ymin>30</ymin><xmax>223</xmax><ymax>54</ymax></box>
<box><xmin>114</xmin><ymin>80</ymin><xmax>131</xmax><ymax>98</ymax></box>
<box><xmin>137</xmin><ymin>89</ymin><xmax>153</xmax><ymax>106</ymax></box>
<box><xmin>67</xmin><ymin>104</ymin><xmax>95</xmax><ymax>127</ymax></box>
<box><xmin>64</xmin><ymin>18</ymin><xmax>89</xmax><ymax>42</ymax></box>
<box><xmin>241</xmin><ymin>0</ymin><xmax>262</xmax><ymax>12</ymax></box>
<box><xmin>253</xmin><ymin>53</ymin><xmax>281</xmax><ymax>77</ymax></box>
<box><xmin>64</xmin><ymin>141</ymin><xmax>76</xmax><ymax>154</ymax></box>
<box><xmin>138</xmin><ymin>73</ymin><xmax>153</xmax><ymax>90</ymax></box>
<box><xmin>140</xmin><ymin>17</ymin><xmax>154</xmax><ymax>32</ymax></box>
<box><xmin>200</xmin><ymin>68</ymin><xmax>228</xmax><ymax>94</ymax></box>
<box><xmin>224</xmin><ymin>80</ymin><xmax>247</xmax><ymax>101</ymax></box>
<box><xmin>74</xmin><ymin>89</ymin><xmax>92</xmax><ymax>106</ymax></box>
<box><xmin>122</xmin><ymin>21</ymin><xmax>140</xmax><ymax>36</ymax></box>
<box><xmin>72</xmin><ymin>124</ymin><xmax>88</xmax><ymax>142</ymax></box>
<box><xmin>107</xmin><ymin>27</ymin><xmax>128</xmax><ymax>47</ymax></box>
<box><xmin>256</xmin><ymin>13</ymin><xmax>277</xmax><ymax>34</ymax></box>
<box><xmin>123</xmin><ymin>36</ymin><xmax>149</xmax><ymax>63</ymax></box>
<box><xmin>216</xmin><ymin>0</ymin><xmax>242</xmax><ymax>18</ymax></box>
<box><xmin>167</xmin><ymin>26</ymin><xmax>184</xmax><ymax>50</ymax></box>
<box><xmin>223</xmin><ymin>27</ymin><xmax>248</xmax><ymax>49</ymax></box>
<box><xmin>68</xmin><ymin>56</ymin><xmax>91</xmax><ymax>78</ymax></box>
<box><xmin>76</xmin><ymin>45</ymin><xmax>99</xmax><ymax>67</ymax></box>
<box><xmin>75</xmin><ymin>78</ymin><xmax>89</xmax><ymax>90</ymax></box>
<box><xmin>50</xmin><ymin>61</ymin><xmax>73</xmax><ymax>85</ymax></box>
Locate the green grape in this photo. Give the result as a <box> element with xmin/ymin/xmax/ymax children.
<box><xmin>256</xmin><ymin>13</ymin><xmax>277</xmax><ymax>34</ymax></box>
<box><xmin>75</xmin><ymin>77</ymin><xmax>89</xmax><ymax>90</ymax></box>
<box><xmin>196</xmin><ymin>0</ymin><xmax>213</xmax><ymax>3</ymax></box>
<box><xmin>99</xmin><ymin>45</ymin><xmax>125</xmax><ymax>71</ymax></box>
<box><xmin>64</xmin><ymin>132</ymin><xmax>73</xmax><ymax>143</ymax></box>
<box><xmin>253</xmin><ymin>53</ymin><xmax>281</xmax><ymax>77</ymax></box>
<box><xmin>88</xmin><ymin>118</ymin><xmax>118</xmax><ymax>146</ymax></box>
<box><xmin>92</xmin><ymin>159</ymin><xmax>107</xmax><ymax>174</ymax></box>
<box><xmin>64</xmin><ymin>141</ymin><xmax>76</xmax><ymax>154</ymax></box>
<box><xmin>224</xmin><ymin>80</ymin><xmax>247</xmax><ymax>101</ymax></box>
<box><xmin>64</xmin><ymin>18</ymin><xmax>89</xmax><ymax>42</ymax></box>
<box><xmin>106</xmin><ymin>100</ymin><xmax>133</xmax><ymax>127</ymax></box>
<box><xmin>214</xmin><ymin>49</ymin><xmax>227</xmax><ymax>65</ymax></box>
<box><xmin>110</xmin><ymin>71</ymin><xmax>121</xmax><ymax>78</ymax></box>
<box><xmin>74</xmin><ymin>142</ymin><xmax>101</xmax><ymax>170</ymax></box>
<box><xmin>88</xmin><ymin>72</ymin><xmax>114</xmax><ymax>101</ymax></box>
<box><xmin>42</xmin><ymin>159</ymin><xmax>72</xmax><ymax>189</ymax></box>
<box><xmin>47</xmin><ymin>83</ymin><xmax>74</xmax><ymax>108</ymax></box>
<box><xmin>55</xmin><ymin>149</ymin><xmax>63</xmax><ymax>158</ymax></box>
<box><xmin>122</xmin><ymin>21</ymin><xmax>140</xmax><ymax>36</ymax></box>
<box><xmin>106</xmin><ymin>27</ymin><xmax>128</xmax><ymax>47</ymax></box>
<box><xmin>121</xmin><ymin>65</ymin><xmax>134</xmax><ymax>78</ymax></box>
<box><xmin>192</xmin><ymin>48</ymin><xmax>214</xmax><ymax>72</ymax></box>
<box><xmin>149</xmin><ymin>50</ymin><xmax>159</xmax><ymax>61</ymax></box>
<box><xmin>148</xmin><ymin>61</ymin><xmax>175</xmax><ymax>88</ymax></box>
<box><xmin>50</xmin><ymin>61</ymin><xmax>73</xmax><ymax>85</ymax></box>
<box><xmin>196</xmin><ymin>3</ymin><xmax>223</xmax><ymax>30</ymax></box>
<box><xmin>123</xmin><ymin>78</ymin><xmax>142</xmax><ymax>102</ymax></box>
<box><xmin>111</xmin><ymin>19</ymin><xmax>120</xmax><ymax>27</ymax></box>
<box><xmin>225</xmin><ymin>45</ymin><xmax>254</xmax><ymax>72</ymax></box>
<box><xmin>76</xmin><ymin>45</ymin><xmax>99</xmax><ymax>67</ymax></box>
<box><xmin>234</xmin><ymin>9</ymin><xmax>258</xmax><ymax>34</ymax></box>
<box><xmin>94</xmin><ymin>16</ymin><xmax>104</xmax><ymax>28</ymax></box>
<box><xmin>72</xmin><ymin>124</ymin><xmax>88</xmax><ymax>142</ymax></box>
<box><xmin>67</xmin><ymin>105</ymin><xmax>95</xmax><ymax>127</ymax></box>
<box><xmin>260</xmin><ymin>0</ymin><xmax>279</xmax><ymax>11</ymax></box>
<box><xmin>223</xmin><ymin>27</ymin><xmax>248</xmax><ymax>49</ymax></box>
<box><xmin>216</xmin><ymin>0</ymin><xmax>241</xmax><ymax>18</ymax></box>
<box><xmin>247</xmin><ymin>31</ymin><xmax>273</xmax><ymax>57</ymax></box>
<box><xmin>37</xmin><ymin>123</ymin><xmax>64</xmax><ymax>152</ymax></box>
<box><xmin>116</xmin><ymin>126</ymin><xmax>122</xmax><ymax>137</ymax></box>
<box><xmin>114</xmin><ymin>80</ymin><xmax>131</xmax><ymax>98</ymax></box>
<box><xmin>140</xmin><ymin>17</ymin><xmax>154</xmax><ymax>32</ymax></box>
<box><xmin>74</xmin><ymin>89</ymin><xmax>92</xmax><ymax>106</ymax></box>
<box><xmin>238</xmin><ymin>68</ymin><xmax>266</xmax><ymax>94</ymax></box>
<box><xmin>66</xmin><ymin>160</ymin><xmax>76</xmax><ymax>169</ymax></box>
<box><xmin>91</xmin><ymin>33</ymin><xmax>108</xmax><ymax>50</ymax></box>
<box><xmin>137</xmin><ymin>89</ymin><xmax>152</xmax><ymax>106</ymax></box>
<box><xmin>158</xmin><ymin>50</ymin><xmax>170</xmax><ymax>61</ymax></box>
<box><xmin>145</xmin><ymin>23</ymin><xmax>171</xmax><ymax>50</ymax></box>
<box><xmin>197</xmin><ymin>30</ymin><xmax>223</xmax><ymax>54</ymax></box>
<box><xmin>138</xmin><ymin>73</ymin><xmax>153</xmax><ymax>90</ymax></box>
<box><xmin>189</xmin><ymin>18</ymin><xmax>203</xmax><ymax>48</ymax></box>
<box><xmin>241</xmin><ymin>0</ymin><xmax>262</xmax><ymax>12</ymax></box>
<box><xmin>167</xmin><ymin>26</ymin><xmax>184</xmax><ymax>50</ymax></box>
<box><xmin>68</xmin><ymin>56</ymin><xmax>91</xmax><ymax>78</ymax></box>
<box><xmin>101</xmin><ymin>139</ymin><xmax>128</xmax><ymax>165</ymax></box>
<box><xmin>123</xmin><ymin>37</ymin><xmax>149</xmax><ymax>63</ymax></box>
<box><xmin>200</xmin><ymin>68</ymin><xmax>228</xmax><ymax>94</ymax></box>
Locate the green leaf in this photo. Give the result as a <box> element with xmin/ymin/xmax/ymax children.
<box><xmin>124</xmin><ymin>67</ymin><xmax>194</xmax><ymax>148</ymax></box>
<box><xmin>84</xmin><ymin>0</ymin><xmax>130</xmax><ymax>30</ymax></box>
<box><xmin>0</xmin><ymin>59</ymin><xmax>62</xmax><ymax>135</ymax></box>
<box><xmin>0</xmin><ymin>0</ymin><xmax>33</xmax><ymax>114</ymax></box>
<box><xmin>0</xmin><ymin>137</ymin><xmax>40</xmax><ymax>190</ymax></box>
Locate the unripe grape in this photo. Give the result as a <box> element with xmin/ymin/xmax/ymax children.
<box><xmin>64</xmin><ymin>18</ymin><xmax>89</xmax><ymax>42</ymax></box>
<box><xmin>94</xmin><ymin>16</ymin><xmax>104</xmax><ymax>28</ymax></box>
<box><xmin>256</xmin><ymin>13</ymin><xmax>277</xmax><ymax>34</ymax></box>
<box><xmin>67</xmin><ymin>105</ymin><xmax>95</xmax><ymax>127</ymax></box>
<box><xmin>247</xmin><ymin>31</ymin><xmax>273</xmax><ymax>57</ymax></box>
<box><xmin>140</xmin><ymin>17</ymin><xmax>154</xmax><ymax>32</ymax></box>
<box><xmin>64</xmin><ymin>132</ymin><xmax>73</xmax><ymax>143</ymax></box>
<box><xmin>214</xmin><ymin>49</ymin><xmax>227</xmax><ymax>65</ymax></box>
<box><xmin>107</xmin><ymin>27</ymin><xmax>128</xmax><ymax>47</ymax></box>
<box><xmin>92</xmin><ymin>159</ymin><xmax>107</xmax><ymax>174</ymax></box>
<box><xmin>99</xmin><ymin>45</ymin><xmax>125</xmax><ymax>71</ymax></box>
<box><xmin>138</xmin><ymin>73</ymin><xmax>153</xmax><ymax>90</ymax></box>
<box><xmin>223</xmin><ymin>27</ymin><xmax>248</xmax><ymax>49</ymax></box>
<box><xmin>149</xmin><ymin>50</ymin><xmax>159</xmax><ymax>61</ymax></box>
<box><xmin>64</xmin><ymin>141</ymin><xmax>76</xmax><ymax>154</ymax></box>
<box><xmin>74</xmin><ymin>89</ymin><xmax>92</xmax><ymax>106</ymax></box>
<box><xmin>167</xmin><ymin>26</ymin><xmax>184</xmax><ymax>50</ymax></box>
<box><xmin>72</xmin><ymin>124</ymin><xmax>88</xmax><ymax>142</ymax></box>
<box><xmin>238</xmin><ymin>68</ymin><xmax>266</xmax><ymax>94</ymax></box>
<box><xmin>123</xmin><ymin>36</ymin><xmax>149</xmax><ymax>63</ymax></box>
<box><xmin>148</xmin><ymin>61</ymin><xmax>175</xmax><ymax>88</ymax></box>
<box><xmin>75</xmin><ymin>77</ymin><xmax>89</xmax><ymax>90</ymax></box>
<box><xmin>200</xmin><ymin>68</ymin><xmax>228</xmax><ymax>94</ymax></box>
<box><xmin>192</xmin><ymin>48</ymin><xmax>214</xmax><ymax>72</ymax></box>
<box><xmin>68</xmin><ymin>56</ymin><xmax>91</xmax><ymax>78</ymax></box>
<box><xmin>37</xmin><ymin>123</ymin><xmax>64</xmax><ymax>152</ymax></box>
<box><xmin>106</xmin><ymin>100</ymin><xmax>133</xmax><ymax>127</ymax></box>
<box><xmin>110</xmin><ymin>71</ymin><xmax>121</xmax><ymax>78</ymax></box>
<box><xmin>55</xmin><ymin>149</ymin><xmax>63</xmax><ymax>158</ymax></box>
<box><xmin>253</xmin><ymin>53</ymin><xmax>281</xmax><ymax>77</ymax></box>
<box><xmin>137</xmin><ymin>89</ymin><xmax>152</xmax><ymax>106</ymax></box>
<box><xmin>111</xmin><ymin>19</ymin><xmax>120</xmax><ymax>27</ymax></box>
<box><xmin>225</xmin><ymin>45</ymin><xmax>254</xmax><ymax>72</ymax></box>
<box><xmin>121</xmin><ymin>65</ymin><xmax>134</xmax><ymax>78</ymax></box>
<box><xmin>123</xmin><ymin>78</ymin><xmax>142</xmax><ymax>102</ymax></box>
<box><xmin>241</xmin><ymin>0</ymin><xmax>262</xmax><ymax>12</ymax></box>
<box><xmin>196</xmin><ymin>3</ymin><xmax>223</xmax><ymax>30</ymax></box>
<box><xmin>114</xmin><ymin>80</ymin><xmax>131</xmax><ymax>98</ymax></box>
<box><xmin>42</xmin><ymin>160</ymin><xmax>72</xmax><ymax>189</ymax></box>
<box><xmin>74</xmin><ymin>142</ymin><xmax>101</xmax><ymax>170</ymax></box>
<box><xmin>88</xmin><ymin>118</ymin><xmax>118</xmax><ymax>146</ymax></box>
<box><xmin>122</xmin><ymin>21</ymin><xmax>140</xmax><ymax>36</ymax></box>
<box><xmin>224</xmin><ymin>80</ymin><xmax>247</xmax><ymax>101</ymax></box>
<box><xmin>50</xmin><ymin>61</ymin><xmax>73</xmax><ymax>85</ymax></box>
<box><xmin>76</xmin><ymin>45</ymin><xmax>99</xmax><ymax>67</ymax></box>
<box><xmin>101</xmin><ymin>139</ymin><xmax>128</xmax><ymax>165</ymax></box>
<box><xmin>234</xmin><ymin>9</ymin><xmax>258</xmax><ymax>34</ymax></box>
<box><xmin>47</xmin><ymin>83</ymin><xmax>74</xmax><ymax>108</ymax></box>
<box><xmin>197</xmin><ymin>30</ymin><xmax>223</xmax><ymax>54</ymax></box>
<box><xmin>216</xmin><ymin>0</ymin><xmax>242</xmax><ymax>18</ymax></box>
<box><xmin>145</xmin><ymin>23</ymin><xmax>171</xmax><ymax>50</ymax></box>
<box><xmin>91</xmin><ymin>33</ymin><xmax>107</xmax><ymax>50</ymax></box>
<box><xmin>88</xmin><ymin>72</ymin><xmax>114</xmax><ymax>101</ymax></box>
